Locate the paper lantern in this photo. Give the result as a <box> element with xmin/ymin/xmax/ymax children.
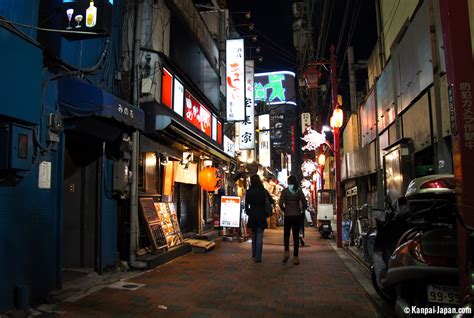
<box><xmin>198</xmin><ymin>167</ymin><xmax>223</xmax><ymax>192</ymax></box>
<box><xmin>332</xmin><ymin>108</ymin><xmax>344</xmax><ymax>128</ymax></box>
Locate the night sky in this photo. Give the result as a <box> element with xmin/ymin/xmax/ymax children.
<box><xmin>227</xmin><ymin>0</ymin><xmax>377</xmax><ymax>109</ymax></box>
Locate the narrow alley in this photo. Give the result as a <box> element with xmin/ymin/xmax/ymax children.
<box><xmin>47</xmin><ymin>229</ymin><xmax>383</xmax><ymax>318</ymax></box>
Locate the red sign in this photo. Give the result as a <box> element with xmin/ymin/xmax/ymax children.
<box><xmin>217</xmin><ymin>121</ymin><xmax>222</xmax><ymax>145</ymax></box>
<box><xmin>184</xmin><ymin>90</ymin><xmax>212</xmax><ymax>137</ymax></box>
<box><xmin>161</xmin><ymin>68</ymin><xmax>173</xmax><ymax>109</ymax></box>
<box><xmin>199</xmin><ymin>105</ymin><xmax>212</xmax><ymax>137</ymax></box>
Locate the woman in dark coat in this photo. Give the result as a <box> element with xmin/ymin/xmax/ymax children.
<box><xmin>245</xmin><ymin>174</ymin><xmax>273</xmax><ymax>262</ymax></box>
<box><xmin>279</xmin><ymin>175</ymin><xmax>307</xmax><ymax>265</ymax></box>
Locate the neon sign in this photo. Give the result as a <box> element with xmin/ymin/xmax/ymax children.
<box><xmin>254</xmin><ymin>71</ymin><xmax>296</xmax><ymax>106</ymax></box>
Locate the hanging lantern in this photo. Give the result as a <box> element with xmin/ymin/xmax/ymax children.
<box><xmin>198</xmin><ymin>167</ymin><xmax>223</xmax><ymax>192</ymax></box>
<box><xmin>332</xmin><ymin>108</ymin><xmax>344</xmax><ymax>128</ymax></box>
<box><xmin>302</xmin><ymin>65</ymin><xmax>321</xmax><ymax>89</ymax></box>
<box><xmin>318</xmin><ymin>153</ymin><xmax>326</xmax><ymax>166</ymax></box>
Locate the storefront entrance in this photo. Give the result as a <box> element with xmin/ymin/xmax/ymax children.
<box><xmin>62</xmin><ymin>133</ymin><xmax>101</xmax><ymax>277</ymax></box>
<box><xmin>173</xmin><ymin>182</ymin><xmax>198</xmax><ymax>235</ymax></box>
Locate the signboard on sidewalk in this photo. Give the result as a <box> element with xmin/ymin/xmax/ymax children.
<box><xmin>220</xmin><ymin>196</ymin><xmax>241</xmax><ymax>228</ymax></box>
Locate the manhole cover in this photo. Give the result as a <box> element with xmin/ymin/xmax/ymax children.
<box><xmin>107</xmin><ymin>281</ymin><xmax>146</xmax><ymax>290</ymax></box>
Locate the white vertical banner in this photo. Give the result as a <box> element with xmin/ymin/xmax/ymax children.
<box><xmin>223</xmin><ymin>135</ymin><xmax>235</xmax><ymax>157</ymax></box>
<box><xmin>258</xmin><ymin>114</ymin><xmax>271</xmax><ymax>167</ymax></box>
<box><xmin>239</xmin><ymin>60</ymin><xmax>255</xmax><ymax>149</ymax></box>
<box><xmin>226</xmin><ymin>39</ymin><xmax>245</xmax><ymax>121</ymax></box>
<box><xmin>301</xmin><ymin>112</ymin><xmax>311</xmax><ymax>134</ymax></box>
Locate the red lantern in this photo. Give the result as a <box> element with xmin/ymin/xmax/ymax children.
<box><xmin>198</xmin><ymin>167</ymin><xmax>223</xmax><ymax>192</ymax></box>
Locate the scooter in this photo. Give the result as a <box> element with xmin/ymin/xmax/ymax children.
<box><xmin>318</xmin><ymin>216</ymin><xmax>332</xmax><ymax>239</ymax></box>
<box><xmin>370</xmin><ymin>174</ymin><xmax>459</xmax><ymax>317</ymax></box>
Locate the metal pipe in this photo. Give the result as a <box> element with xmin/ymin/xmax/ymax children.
<box><xmin>129</xmin><ymin>0</ymin><xmax>147</xmax><ymax>270</ymax></box>
<box><xmin>330</xmin><ymin>45</ymin><xmax>343</xmax><ymax>248</ymax></box>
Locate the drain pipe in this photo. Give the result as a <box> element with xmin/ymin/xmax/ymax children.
<box><xmin>129</xmin><ymin>0</ymin><xmax>146</xmax><ymax>270</ymax></box>
<box><xmin>129</xmin><ymin>131</ymin><xmax>146</xmax><ymax>269</ymax></box>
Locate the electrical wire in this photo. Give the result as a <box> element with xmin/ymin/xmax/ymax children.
<box><xmin>0</xmin><ymin>17</ymin><xmax>107</xmax><ymax>36</ymax></box>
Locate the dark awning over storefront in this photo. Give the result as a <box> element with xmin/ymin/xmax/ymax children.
<box><xmin>57</xmin><ymin>77</ymin><xmax>144</xmax><ymax>131</ymax></box>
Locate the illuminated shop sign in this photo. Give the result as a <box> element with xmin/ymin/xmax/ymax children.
<box><xmin>61</xmin><ymin>0</ymin><xmax>113</xmax><ymax>40</ymax></box>
<box><xmin>218</xmin><ymin>121</ymin><xmax>223</xmax><ymax>145</ymax></box>
<box><xmin>226</xmin><ymin>39</ymin><xmax>246</xmax><ymax>121</ymax></box>
<box><xmin>212</xmin><ymin>115</ymin><xmax>217</xmax><ymax>141</ymax></box>
<box><xmin>173</xmin><ymin>77</ymin><xmax>184</xmax><ymax>116</ymax></box>
<box><xmin>159</xmin><ymin>66</ymin><xmax>223</xmax><ymax>148</ymax></box>
<box><xmin>184</xmin><ymin>91</ymin><xmax>212</xmax><ymax>138</ymax></box>
<box><xmin>63</xmin><ymin>0</ymin><xmax>113</xmax><ymax>4</ymax></box>
<box><xmin>162</xmin><ymin>68</ymin><xmax>173</xmax><ymax>109</ymax></box>
<box><xmin>254</xmin><ymin>71</ymin><xmax>296</xmax><ymax>106</ymax></box>
<box><xmin>220</xmin><ymin>196</ymin><xmax>241</xmax><ymax>228</ymax></box>
<box><xmin>258</xmin><ymin>114</ymin><xmax>271</xmax><ymax>167</ymax></box>
<box><xmin>223</xmin><ymin>136</ymin><xmax>235</xmax><ymax>157</ymax></box>
<box><xmin>239</xmin><ymin>60</ymin><xmax>255</xmax><ymax>150</ymax></box>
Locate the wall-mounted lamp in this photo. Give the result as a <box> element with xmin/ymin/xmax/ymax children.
<box><xmin>231</xmin><ymin>11</ymin><xmax>252</xmax><ymax>19</ymax></box>
<box><xmin>242</xmin><ymin>35</ymin><xmax>257</xmax><ymax>42</ymax></box>
<box><xmin>235</xmin><ymin>23</ymin><xmax>254</xmax><ymax>31</ymax></box>
<box><xmin>160</xmin><ymin>153</ymin><xmax>169</xmax><ymax>166</ymax></box>
<box><xmin>203</xmin><ymin>160</ymin><xmax>213</xmax><ymax>167</ymax></box>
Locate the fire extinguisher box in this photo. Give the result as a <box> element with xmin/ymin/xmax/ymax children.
<box><xmin>0</xmin><ymin>123</ymin><xmax>34</xmax><ymax>171</ymax></box>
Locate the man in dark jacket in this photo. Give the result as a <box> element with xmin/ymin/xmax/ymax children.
<box><xmin>245</xmin><ymin>174</ymin><xmax>273</xmax><ymax>262</ymax></box>
<box><xmin>278</xmin><ymin>175</ymin><xmax>307</xmax><ymax>265</ymax></box>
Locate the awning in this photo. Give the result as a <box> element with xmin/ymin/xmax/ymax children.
<box><xmin>57</xmin><ymin>77</ymin><xmax>144</xmax><ymax>131</ymax></box>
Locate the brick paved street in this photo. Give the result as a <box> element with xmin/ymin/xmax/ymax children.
<box><xmin>53</xmin><ymin>228</ymin><xmax>383</xmax><ymax>318</ymax></box>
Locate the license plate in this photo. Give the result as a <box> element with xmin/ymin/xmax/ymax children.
<box><xmin>323</xmin><ymin>225</ymin><xmax>330</xmax><ymax>228</ymax></box>
<box><xmin>427</xmin><ymin>284</ymin><xmax>459</xmax><ymax>304</ymax></box>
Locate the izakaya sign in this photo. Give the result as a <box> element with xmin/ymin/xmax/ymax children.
<box><xmin>258</xmin><ymin>114</ymin><xmax>271</xmax><ymax>167</ymax></box>
<box><xmin>239</xmin><ymin>60</ymin><xmax>255</xmax><ymax>150</ymax></box>
<box><xmin>184</xmin><ymin>91</ymin><xmax>212</xmax><ymax>137</ymax></box>
<box><xmin>160</xmin><ymin>66</ymin><xmax>223</xmax><ymax>145</ymax></box>
<box><xmin>226</xmin><ymin>39</ymin><xmax>246</xmax><ymax>121</ymax></box>
<box><xmin>254</xmin><ymin>71</ymin><xmax>296</xmax><ymax>106</ymax></box>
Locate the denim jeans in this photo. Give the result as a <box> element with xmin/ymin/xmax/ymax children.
<box><xmin>284</xmin><ymin>215</ymin><xmax>303</xmax><ymax>256</ymax></box>
<box><xmin>251</xmin><ymin>227</ymin><xmax>265</xmax><ymax>261</ymax></box>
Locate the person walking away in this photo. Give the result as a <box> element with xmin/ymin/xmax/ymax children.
<box><xmin>245</xmin><ymin>174</ymin><xmax>273</xmax><ymax>262</ymax></box>
<box><xmin>279</xmin><ymin>175</ymin><xmax>307</xmax><ymax>265</ymax></box>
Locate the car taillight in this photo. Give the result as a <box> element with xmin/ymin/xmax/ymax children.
<box><xmin>420</xmin><ymin>178</ymin><xmax>455</xmax><ymax>190</ymax></box>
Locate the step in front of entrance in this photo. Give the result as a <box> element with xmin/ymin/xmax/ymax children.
<box><xmin>137</xmin><ymin>243</ymin><xmax>192</xmax><ymax>269</ymax></box>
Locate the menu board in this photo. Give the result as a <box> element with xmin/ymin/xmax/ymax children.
<box><xmin>155</xmin><ymin>202</ymin><xmax>184</xmax><ymax>248</ymax></box>
<box><xmin>220</xmin><ymin>196</ymin><xmax>241</xmax><ymax>228</ymax></box>
<box><xmin>139</xmin><ymin>198</ymin><xmax>168</xmax><ymax>251</ymax></box>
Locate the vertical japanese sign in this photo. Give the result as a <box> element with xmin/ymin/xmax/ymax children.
<box><xmin>226</xmin><ymin>39</ymin><xmax>245</xmax><ymax>121</ymax></box>
<box><xmin>439</xmin><ymin>0</ymin><xmax>474</xmax><ymax>301</ymax></box>
<box><xmin>258</xmin><ymin>114</ymin><xmax>271</xmax><ymax>167</ymax></box>
<box><xmin>239</xmin><ymin>60</ymin><xmax>255</xmax><ymax>150</ymax></box>
<box><xmin>223</xmin><ymin>135</ymin><xmax>235</xmax><ymax>157</ymax></box>
<box><xmin>173</xmin><ymin>77</ymin><xmax>184</xmax><ymax>116</ymax></box>
<box><xmin>212</xmin><ymin>115</ymin><xmax>217</xmax><ymax>141</ymax></box>
<box><xmin>301</xmin><ymin>112</ymin><xmax>311</xmax><ymax>133</ymax></box>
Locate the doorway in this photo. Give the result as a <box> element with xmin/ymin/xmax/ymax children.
<box><xmin>62</xmin><ymin>133</ymin><xmax>101</xmax><ymax>280</ymax></box>
<box><xmin>173</xmin><ymin>183</ymin><xmax>198</xmax><ymax>235</ymax></box>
